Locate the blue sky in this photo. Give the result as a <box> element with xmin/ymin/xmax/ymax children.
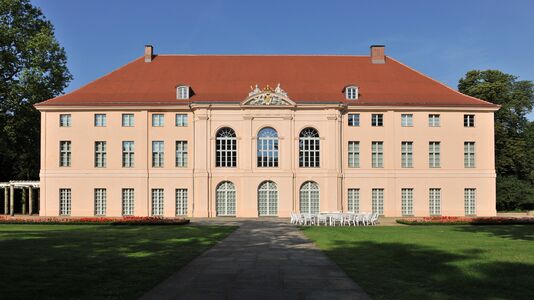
<box><xmin>33</xmin><ymin>0</ymin><xmax>534</xmax><ymax>119</ymax></box>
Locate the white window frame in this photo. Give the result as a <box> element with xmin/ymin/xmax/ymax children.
<box><xmin>258</xmin><ymin>181</ymin><xmax>278</xmax><ymax>216</ymax></box>
<box><xmin>401</xmin><ymin>188</ymin><xmax>414</xmax><ymax>216</ymax></box>
<box><xmin>152</xmin><ymin>114</ymin><xmax>164</xmax><ymax>127</ymax></box>
<box><xmin>152</xmin><ymin>141</ymin><xmax>164</xmax><ymax>168</ymax></box>
<box><xmin>429</xmin><ymin>141</ymin><xmax>440</xmax><ymax>168</ymax></box>
<box><xmin>216</xmin><ymin>181</ymin><xmax>236</xmax><ymax>216</ymax></box>
<box><xmin>371</xmin><ymin>114</ymin><xmax>383</xmax><ymax>127</ymax></box>
<box><xmin>464</xmin><ymin>142</ymin><xmax>475</xmax><ymax>168</ymax></box>
<box><xmin>59</xmin><ymin>114</ymin><xmax>71</xmax><ymax>127</ymax></box>
<box><xmin>175</xmin><ymin>141</ymin><xmax>188</xmax><ymax>167</ymax></box>
<box><xmin>59</xmin><ymin>188</ymin><xmax>71</xmax><ymax>216</ymax></box>
<box><xmin>464</xmin><ymin>114</ymin><xmax>475</xmax><ymax>127</ymax></box>
<box><xmin>401</xmin><ymin>141</ymin><xmax>413</xmax><ymax>168</ymax></box>
<box><xmin>299</xmin><ymin>181</ymin><xmax>320</xmax><ymax>214</ymax></box>
<box><xmin>429</xmin><ymin>114</ymin><xmax>440</xmax><ymax>127</ymax></box>
<box><xmin>372</xmin><ymin>141</ymin><xmax>384</xmax><ymax>168</ymax></box>
<box><xmin>175</xmin><ymin>114</ymin><xmax>188</xmax><ymax>127</ymax></box>
<box><xmin>429</xmin><ymin>188</ymin><xmax>441</xmax><ymax>216</ymax></box>
<box><xmin>122</xmin><ymin>188</ymin><xmax>134</xmax><ymax>216</ymax></box>
<box><xmin>348</xmin><ymin>113</ymin><xmax>360</xmax><ymax>126</ymax></box>
<box><xmin>151</xmin><ymin>188</ymin><xmax>164</xmax><ymax>216</ymax></box>
<box><xmin>122</xmin><ymin>114</ymin><xmax>134</xmax><ymax>127</ymax></box>
<box><xmin>257</xmin><ymin>127</ymin><xmax>279</xmax><ymax>168</ymax></box>
<box><xmin>299</xmin><ymin>128</ymin><xmax>320</xmax><ymax>168</ymax></box>
<box><xmin>348</xmin><ymin>188</ymin><xmax>360</xmax><ymax>213</ymax></box>
<box><xmin>216</xmin><ymin>128</ymin><xmax>237</xmax><ymax>168</ymax></box>
<box><xmin>372</xmin><ymin>188</ymin><xmax>384</xmax><ymax>215</ymax></box>
<box><xmin>59</xmin><ymin>141</ymin><xmax>71</xmax><ymax>167</ymax></box>
<box><xmin>348</xmin><ymin>141</ymin><xmax>360</xmax><ymax>168</ymax></box>
<box><xmin>176</xmin><ymin>188</ymin><xmax>188</xmax><ymax>216</ymax></box>
<box><xmin>95</xmin><ymin>141</ymin><xmax>107</xmax><ymax>168</ymax></box>
<box><xmin>345</xmin><ymin>86</ymin><xmax>358</xmax><ymax>100</ymax></box>
<box><xmin>122</xmin><ymin>141</ymin><xmax>134</xmax><ymax>168</ymax></box>
<box><xmin>401</xmin><ymin>114</ymin><xmax>413</xmax><ymax>127</ymax></box>
<box><xmin>94</xmin><ymin>114</ymin><xmax>106</xmax><ymax>127</ymax></box>
<box><xmin>464</xmin><ymin>188</ymin><xmax>476</xmax><ymax>215</ymax></box>
<box><xmin>94</xmin><ymin>188</ymin><xmax>106</xmax><ymax>216</ymax></box>
<box><xmin>177</xmin><ymin>86</ymin><xmax>190</xmax><ymax>99</ymax></box>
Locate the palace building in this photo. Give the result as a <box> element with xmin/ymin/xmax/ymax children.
<box><xmin>35</xmin><ymin>45</ymin><xmax>499</xmax><ymax>218</ymax></box>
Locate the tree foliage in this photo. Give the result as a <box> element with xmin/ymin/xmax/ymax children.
<box><xmin>459</xmin><ymin>70</ymin><xmax>534</xmax><ymax>210</ymax></box>
<box><xmin>0</xmin><ymin>0</ymin><xmax>71</xmax><ymax>180</ymax></box>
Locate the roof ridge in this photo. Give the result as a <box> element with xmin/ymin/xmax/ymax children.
<box><xmin>156</xmin><ymin>54</ymin><xmax>370</xmax><ymax>57</ymax></box>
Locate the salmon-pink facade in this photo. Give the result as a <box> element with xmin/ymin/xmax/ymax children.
<box><xmin>36</xmin><ymin>46</ymin><xmax>499</xmax><ymax>217</ymax></box>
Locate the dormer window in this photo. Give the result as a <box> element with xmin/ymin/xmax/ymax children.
<box><xmin>345</xmin><ymin>86</ymin><xmax>358</xmax><ymax>100</ymax></box>
<box><xmin>177</xmin><ymin>85</ymin><xmax>190</xmax><ymax>99</ymax></box>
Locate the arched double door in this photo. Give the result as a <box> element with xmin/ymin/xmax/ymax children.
<box><xmin>300</xmin><ymin>181</ymin><xmax>320</xmax><ymax>213</ymax></box>
<box><xmin>258</xmin><ymin>181</ymin><xmax>278</xmax><ymax>216</ymax></box>
<box><xmin>216</xmin><ymin>181</ymin><xmax>236</xmax><ymax>216</ymax></box>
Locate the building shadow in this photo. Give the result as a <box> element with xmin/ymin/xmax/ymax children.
<box><xmin>452</xmin><ymin>224</ymin><xmax>534</xmax><ymax>242</ymax></box>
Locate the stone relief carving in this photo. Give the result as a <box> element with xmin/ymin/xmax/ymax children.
<box><xmin>243</xmin><ymin>84</ymin><xmax>293</xmax><ymax>106</ymax></box>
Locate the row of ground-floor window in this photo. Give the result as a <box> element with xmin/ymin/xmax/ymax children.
<box><xmin>56</xmin><ymin>181</ymin><xmax>478</xmax><ymax>216</ymax></box>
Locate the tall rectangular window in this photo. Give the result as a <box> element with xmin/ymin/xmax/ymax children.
<box><xmin>152</xmin><ymin>141</ymin><xmax>164</xmax><ymax>167</ymax></box>
<box><xmin>372</xmin><ymin>188</ymin><xmax>384</xmax><ymax>215</ymax></box>
<box><xmin>401</xmin><ymin>188</ymin><xmax>413</xmax><ymax>216</ymax></box>
<box><xmin>152</xmin><ymin>188</ymin><xmax>164</xmax><ymax>216</ymax></box>
<box><xmin>464</xmin><ymin>142</ymin><xmax>475</xmax><ymax>168</ymax></box>
<box><xmin>348</xmin><ymin>114</ymin><xmax>360</xmax><ymax>126</ymax></box>
<box><xmin>122</xmin><ymin>188</ymin><xmax>134</xmax><ymax>216</ymax></box>
<box><xmin>464</xmin><ymin>114</ymin><xmax>475</xmax><ymax>127</ymax></box>
<box><xmin>372</xmin><ymin>141</ymin><xmax>384</xmax><ymax>168</ymax></box>
<box><xmin>348</xmin><ymin>188</ymin><xmax>360</xmax><ymax>213</ymax></box>
<box><xmin>428</xmin><ymin>114</ymin><xmax>440</xmax><ymax>127</ymax></box>
<box><xmin>175</xmin><ymin>114</ymin><xmax>188</xmax><ymax>127</ymax></box>
<box><xmin>59</xmin><ymin>188</ymin><xmax>71</xmax><ymax>216</ymax></box>
<box><xmin>59</xmin><ymin>141</ymin><xmax>71</xmax><ymax>167</ymax></box>
<box><xmin>122</xmin><ymin>141</ymin><xmax>134</xmax><ymax>167</ymax></box>
<box><xmin>176</xmin><ymin>189</ymin><xmax>188</xmax><ymax>216</ymax></box>
<box><xmin>59</xmin><ymin>114</ymin><xmax>71</xmax><ymax>127</ymax></box>
<box><xmin>429</xmin><ymin>142</ymin><xmax>441</xmax><ymax>168</ymax></box>
<box><xmin>401</xmin><ymin>114</ymin><xmax>413</xmax><ymax>127</ymax></box>
<box><xmin>94</xmin><ymin>188</ymin><xmax>106</xmax><ymax>216</ymax></box>
<box><xmin>464</xmin><ymin>188</ymin><xmax>476</xmax><ymax>215</ymax></box>
<box><xmin>95</xmin><ymin>141</ymin><xmax>107</xmax><ymax>168</ymax></box>
<box><xmin>175</xmin><ymin>141</ymin><xmax>188</xmax><ymax>167</ymax></box>
<box><xmin>348</xmin><ymin>141</ymin><xmax>360</xmax><ymax>168</ymax></box>
<box><xmin>152</xmin><ymin>114</ymin><xmax>164</xmax><ymax>127</ymax></box>
<box><xmin>122</xmin><ymin>114</ymin><xmax>134</xmax><ymax>127</ymax></box>
<box><xmin>94</xmin><ymin>114</ymin><xmax>106</xmax><ymax>127</ymax></box>
<box><xmin>429</xmin><ymin>188</ymin><xmax>441</xmax><ymax>216</ymax></box>
<box><xmin>371</xmin><ymin>114</ymin><xmax>383</xmax><ymax>127</ymax></box>
<box><xmin>401</xmin><ymin>142</ymin><xmax>413</xmax><ymax>168</ymax></box>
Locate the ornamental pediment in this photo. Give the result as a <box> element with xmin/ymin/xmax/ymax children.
<box><xmin>242</xmin><ymin>84</ymin><xmax>295</xmax><ymax>106</ymax></box>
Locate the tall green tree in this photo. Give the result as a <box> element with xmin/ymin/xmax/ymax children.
<box><xmin>458</xmin><ymin>70</ymin><xmax>534</xmax><ymax>210</ymax></box>
<box><xmin>0</xmin><ymin>0</ymin><xmax>71</xmax><ymax>181</ymax></box>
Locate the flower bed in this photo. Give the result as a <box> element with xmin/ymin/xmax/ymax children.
<box><xmin>396</xmin><ymin>216</ymin><xmax>534</xmax><ymax>225</ymax></box>
<box><xmin>0</xmin><ymin>216</ymin><xmax>190</xmax><ymax>225</ymax></box>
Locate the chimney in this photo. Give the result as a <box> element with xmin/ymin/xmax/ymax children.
<box><xmin>370</xmin><ymin>45</ymin><xmax>385</xmax><ymax>64</ymax></box>
<box><xmin>144</xmin><ymin>45</ymin><xmax>154</xmax><ymax>62</ymax></box>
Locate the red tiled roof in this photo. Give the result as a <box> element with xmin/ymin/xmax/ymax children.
<box><xmin>36</xmin><ymin>55</ymin><xmax>497</xmax><ymax>108</ymax></box>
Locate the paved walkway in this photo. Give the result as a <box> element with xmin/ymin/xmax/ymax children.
<box><xmin>140</xmin><ymin>219</ymin><xmax>370</xmax><ymax>300</ymax></box>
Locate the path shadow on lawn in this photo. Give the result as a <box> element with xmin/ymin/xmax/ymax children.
<box><xmin>452</xmin><ymin>224</ymin><xmax>534</xmax><ymax>242</ymax></box>
<box><xmin>320</xmin><ymin>239</ymin><xmax>534</xmax><ymax>300</ymax></box>
<box><xmin>0</xmin><ymin>225</ymin><xmax>235</xmax><ymax>300</ymax></box>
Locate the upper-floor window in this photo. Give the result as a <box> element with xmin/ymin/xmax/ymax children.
<box><xmin>122</xmin><ymin>141</ymin><xmax>134</xmax><ymax>168</ymax></box>
<box><xmin>401</xmin><ymin>114</ymin><xmax>413</xmax><ymax>127</ymax></box>
<box><xmin>152</xmin><ymin>141</ymin><xmax>164</xmax><ymax>167</ymax></box>
<box><xmin>429</xmin><ymin>114</ymin><xmax>440</xmax><ymax>127</ymax></box>
<box><xmin>345</xmin><ymin>86</ymin><xmax>358</xmax><ymax>100</ymax></box>
<box><xmin>177</xmin><ymin>86</ymin><xmax>190</xmax><ymax>99</ymax></box>
<box><xmin>464</xmin><ymin>142</ymin><xmax>475</xmax><ymax>168</ymax></box>
<box><xmin>464</xmin><ymin>114</ymin><xmax>475</xmax><ymax>127</ymax></box>
<box><xmin>95</xmin><ymin>141</ymin><xmax>107</xmax><ymax>168</ymax></box>
<box><xmin>371</xmin><ymin>114</ymin><xmax>383</xmax><ymax>127</ymax></box>
<box><xmin>299</xmin><ymin>128</ymin><xmax>320</xmax><ymax>168</ymax></box>
<box><xmin>152</xmin><ymin>114</ymin><xmax>164</xmax><ymax>127</ymax></box>
<box><xmin>94</xmin><ymin>114</ymin><xmax>106</xmax><ymax>127</ymax></box>
<box><xmin>429</xmin><ymin>141</ymin><xmax>440</xmax><ymax>168</ymax></box>
<box><xmin>216</xmin><ymin>127</ymin><xmax>237</xmax><ymax>167</ymax></box>
<box><xmin>59</xmin><ymin>141</ymin><xmax>71</xmax><ymax>167</ymax></box>
<box><xmin>175</xmin><ymin>141</ymin><xmax>188</xmax><ymax>167</ymax></box>
<box><xmin>175</xmin><ymin>114</ymin><xmax>188</xmax><ymax>127</ymax></box>
<box><xmin>122</xmin><ymin>114</ymin><xmax>134</xmax><ymax>127</ymax></box>
<box><xmin>257</xmin><ymin>127</ymin><xmax>279</xmax><ymax>168</ymax></box>
<box><xmin>348</xmin><ymin>114</ymin><xmax>360</xmax><ymax>126</ymax></box>
<box><xmin>348</xmin><ymin>141</ymin><xmax>360</xmax><ymax>168</ymax></box>
<box><xmin>401</xmin><ymin>141</ymin><xmax>413</xmax><ymax>168</ymax></box>
<box><xmin>59</xmin><ymin>114</ymin><xmax>71</xmax><ymax>127</ymax></box>
<box><xmin>372</xmin><ymin>141</ymin><xmax>384</xmax><ymax>168</ymax></box>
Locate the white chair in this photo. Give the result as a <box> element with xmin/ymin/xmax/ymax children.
<box><xmin>316</xmin><ymin>214</ymin><xmax>328</xmax><ymax>226</ymax></box>
<box><xmin>370</xmin><ymin>213</ymin><xmax>379</xmax><ymax>225</ymax></box>
<box><xmin>361</xmin><ymin>213</ymin><xmax>371</xmax><ymax>226</ymax></box>
<box><xmin>331</xmin><ymin>213</ymin><xmax>344</xmax><ymax>226</ymax></box>
<box><xmin>342</xmin><ymin>213</ymin><xmax>354</xmax><ymax>226</ymax></box>
<box><xmin>302</xmin><ymin>213</ymin><xmax>316</xmax><ymax>226</ymax></box>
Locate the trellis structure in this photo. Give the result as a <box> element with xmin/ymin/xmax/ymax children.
<box><xmin>0</xmin><ymin>181</ymin><xmax>40</xmax><ymax>216</ymax></box>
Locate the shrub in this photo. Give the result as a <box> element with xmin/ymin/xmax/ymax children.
<box><xmin>396</xmin><ymin>216</ymin><xmax>534</xmax><ymax>225</ymax></box>
<box><xmin>0</xmin><ymin>216</ymin><xmax>189</xmax><ymax>225</ymax></box>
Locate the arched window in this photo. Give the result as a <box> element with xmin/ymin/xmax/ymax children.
<box><xmin>258</xmin><ymin>181</ymin><xmax>278</xmax><ymax>216</ymax></box>
<box><xmin>257</xmin><ymin>127</ymin><xmax>279</xmax><ymax>167</ymax></box>
<box><xmin>216</xmin><ymin>181</ymin><xmax>236</xmax><ymax>216</ymax></box>
<box><xmin>299</xmin><ymin>127</ymin><xmax>320</xmax><ymax>167</ymax></box>
<box><xmin>300</xmin><ymin>181</ymin><xmax>319</xmax><ymax>214</ymax></box>
<box><xmin>216</xmin><ymin>127</ymin><xmax>237</xmax><ymax>167</ymax></box>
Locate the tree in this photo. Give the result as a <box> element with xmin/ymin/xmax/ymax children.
<box><xmin>458</xmin><ymin>70</ymin><xmax>534</xmax><ymax>210</ymax></box>
<box><xmin>0</xmin><ymin>0</ymin><xmax>71</xmax><ymax>181</ymax></box>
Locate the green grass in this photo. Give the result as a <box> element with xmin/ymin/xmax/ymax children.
<box><xmin>0</xmin><ymin>224</ymin><xmax>236</xmax><ymax>300</ymax></box>
<box><xmin>301</xmin><ymin>225</ymin><xmax>534</xmax><ymax>300</ymax></box>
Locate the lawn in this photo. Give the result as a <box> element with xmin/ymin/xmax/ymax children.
<box><xmin>0</xmin><ymin>224</ymin><xmax>236</xmax><ymax>300</ymax></box>
<box><xmin>301</xmin><ymin>225</ymin><xmax>534</xmax><ymax>300</ymax></box>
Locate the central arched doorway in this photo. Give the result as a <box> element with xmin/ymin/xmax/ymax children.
<box><xmin>216</xmin><ymin>181</ymin><xmax>236</xmax><ymax>216</ymax></box>
<box><xmin>258</xmin><ymin>181</ymin><xmax>278</xmax><ymax>216</ymax></box>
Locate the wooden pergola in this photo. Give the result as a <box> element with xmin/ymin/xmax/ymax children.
<box><xmin>0</xmin><ymin>181</ymin><xmax>40</xmax><ymax>216</ymax></box>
